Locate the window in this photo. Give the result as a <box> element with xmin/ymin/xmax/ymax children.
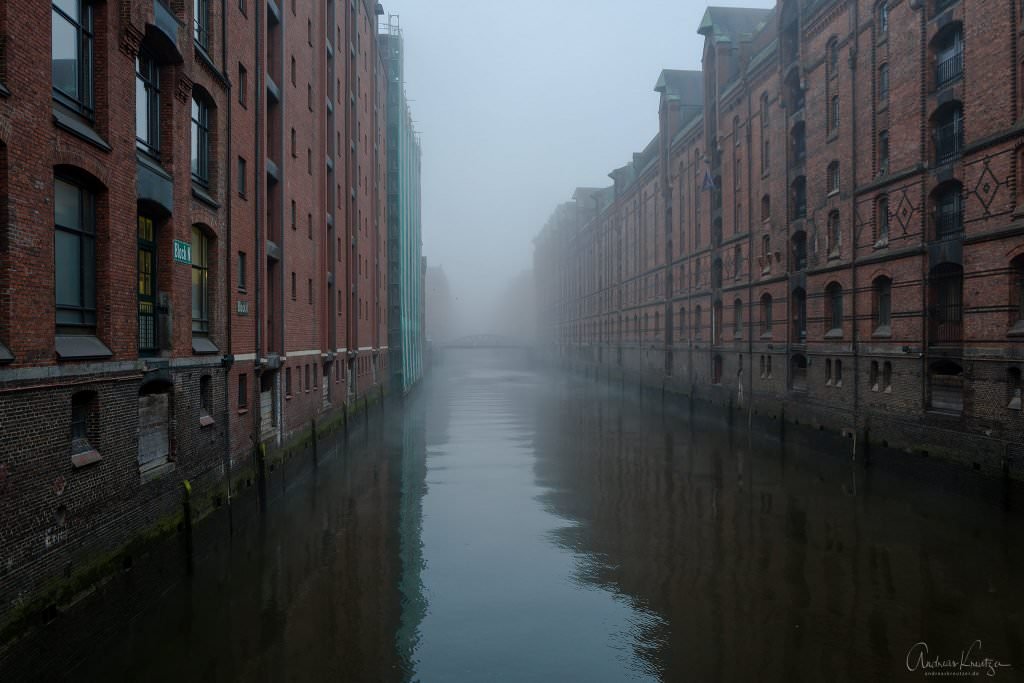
<box><xmin>826</xmin><ymin>358</ymin><xmax>833</xmax><ymax>385</ymax></box>
<box><xmin>238</xmin><ymin>63</ymin><xmax>247</xmax><ymax>106</ymax></box>
<box><xmin>879</xmin><ymin>130</ymin><xmax>889</xmax><ymax>174</ymax></box>
<box><xmin>762</xmin><ymin>138</ymin><xmax>770</xmax><ymax>174</ymax></box>
<box><xmin>934</xmin><ymin>25</ymin><xmax>963</xmax><ymax>89</ymax></box>
<box><xmin>291</xmin><ymin>271</ymin><xmax>296</xmax><ymax>300</ymax></box>
<box><xmin>829</xmin><ymin>96</ymin><xmax>840</xmax><ymax>133</ymax></box>
<box><xmin>929</xmin><ymin>360</ymin><xmax>963</xmax><ymax>413</ymax></box>
<box><xmin>827</xmin><ymin>39</ymin><xmax>839</xmax><ymax>77</ymax></box>
<box><xmin>877</xmin><ymin>196</ymin><xmax>890</xmax><ymax>244</ymax></box>
<box><xmin>827</xmin><ymin>210</ymin><xmax>841</xmax><ymax>256</ymax></box>
<box><xmin>761</xmin><ymin>92</ymin><xmax>770</xmax><ymax>128</ymax></box>
<box><xmin>286</xmin><ymin>367</ymin><xmax>292</xmax><ymax>397</ymax></box>
<box><xmin>238</xmin><ymin>373</ymin><xmax>248</xmax><ymax>409</ymax></box>
<box><xmin>879</xmin><ymin>2</ymin><xmax>889</xmax><ymax>34</ymax></box>
<box><xmin>291</xmin><ymin>199</ymin><xmax>296</xmax><ymax>229</ymax></box>
<box><xmin>694</xmin><ymin>305</ymin><xmax>702</xmax><ymax>338</ymax></box>
<box><xmin>1012</xmin><ymin>256</ymin><xmax>1024</xmax><ymax>332</ymax></box>
<box><xmin>1008</xmin><ymin>368</ymin><xmax>1022</xmax><ymax>410</ymax></box>
<box><xmin>290</xmin><ymin>56</ymin><xmax>296</xmax><ymax>85</ymax></box>
<box><xmin>237</xmin><ymin>251</ymin><xmax>246</xmax><ymax>291</ymax></box>
<box><xmin>308</xmin><ymin>84</ymin><xmax>313</xmax><ymax>111</ymax></box>
<box><xmin>70</xmin><ymin>390</ymin><xmax>98</xmax><ymax>454</ymax></box>
<box><xmin>792</xmin><ymin>232</ymin><xmax>807</xmax><ymax>270</ymax></box>
<box><xmin>55</xmin><ymin>177</ymin><xmax>97</xmax><ymax>329</ymax></box>
<box><xmin>791</xmin><ymin>176</ymin><xmax>806</xmax><ymax>219</ymax></box>
<box><xmin>52</xmin><ymin>0</ymin><xmax>95</xmax><ymax>116</ymax></box>
<box><xmin>679</xmin><ymin>307</ymin><xmax>687</xmax><ymax>338</ymax></box>
<box><xmin>237</xmin><ymin>157</ymin><xmax>247</xmax><ymax>196</ymax></box>
<box><xmin>760</xmin><ymin>293</ymin><xmax>773</xmax><ymax>336</ymax></box>
<box><xmin>135</xmin><ymin>50</ymin><xmax>160</xmax><ymax>157</ymax></box>
<box><xmin>734</xmin><ymin>298</ymin><xmax>743</xmax><ymax>337</ymax></box>
<box><xmin>871</xmin><ymin>361</ymin><xmax>880</xmax><ymax>391</ymax></box>
<box><xmin>194</xmin><ymin>0</ymin><xmax>209</xmax><ymax>50</ymax></box>
<box><xmin>307</xmin><ymin>278</ymin><xmax>313</xmax><ymax>304</ymax></box>
<box><xmin>928</xmin><ymin>263</ymin><xmax>963</xmax><ymax>344</ymax></box>
<box><xmin>291</xmin><ymin>128</ymin><xmax>296</xmax><ymax>157</ymax></box>
<box><xmin>825</xmin><ymin>283</ymin><xmax>844</xmax><ymax>334</ymax></box>
<box><xmin>878</xmin><ymin>64</ymin><xmax>889</xmax><ymax>102</ymax></box>
<box><xmin>307</xmin><ymin>148</ymin><xmax>312</xmax><ymax>174</ymax></box>
<box><xmin>873</xmin><ymin>276</ymin><xmax>892</xmax><ymax>334</ymax></box>
<box><xmin>883</xmin><ymin>361</ymin><xmax>892</xmax><ymax>391</ymax></box>
<box><xmin>827</xmin><ymin>161</ymin><xmax>840</xmax><ymax>194</ymax></box>
<box><xmin>307</xmin><ymin>213</ymin><xmax>312</xmax><ymax>239</ymax></box>
<box><xmin>305</xmin><ymin>364</ymin><xmax>311</xmax><ymax>391</ymax></box>
<box><xmin>760</xmin><ymin>194</ymin><xmax>770</xmax><ymax>222</ymax></box>
<box><xmin>191</xmin><ymin>227</ymin><xmax>210</xmax><ymax>334</ymax></box>
<box><xmin>200</xmin><ymin>375</ymin><xmax>212</xmax><ymax>419</ymax></box>
<box><xmin>792</xmin><ymin>288</ymin><xmax>807</xmax><ymax>340</ymax></box>
<box><xmin>191</xmin><ymin>95</ymin><xmax>210</xmax><ymax>186</ymax></box>
<box><xmin>932</xmin><ymin>182</ymin><xmax>963</xmax><ymax>239</ymax></box>
<box><xmin>791</xmin><ymin>122</ymin><xmax>806</xmax><ymax>164</ymax></box>
<box><xmin>761</xmin><ymin>234</ymin><xmax>771</xmax><ymax>272</ymax></box>
<box><xmin>733</xmin><ymin>244</ymin><xmax>742</xmax><ymax>280</ymax></box>
<box><xmin>791</xmin><ymin>354</ymin><xmax>808</xmax><ymax>391</ymax></box>
<box><xmin>836</xmin><ymin>359</ymin><xmax>843</xmax><ymax>386</ymax></box>
<box><xmin>138</xmin><ymin>215</ymin><xmax>158</xmax><ymax>353</ymax></box>
<box><xmin>932</xmin><ymin>102</ymin><xmax>963</xmax><ymax>165</ymax></box>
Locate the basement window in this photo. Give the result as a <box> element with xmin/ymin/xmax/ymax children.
<box><xmin>70</xmin><ymin>391</ymin><xmax>102</xmax><ymax>468</ymax></box>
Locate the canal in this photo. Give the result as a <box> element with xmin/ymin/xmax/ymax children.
<box><xmin>2</xmin><ymin>349</ymin><xmax>1022</xmax><ymax>681</ymax></box>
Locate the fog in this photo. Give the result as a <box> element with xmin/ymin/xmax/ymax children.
<box><xmin>382</xmin><ymin>0</ymin><xmax>774</xmax><ymax>340</ymax></box>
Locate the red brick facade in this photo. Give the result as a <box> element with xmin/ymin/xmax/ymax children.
<box><xmin>0</xmin><ymin>0</ymin><xmax>390</xmax><ymax>629</ymax></box>
<box><xmin>535</xmin><ymin>0</ymin><xmax>1024</xmax><ymax>478</ymax></box>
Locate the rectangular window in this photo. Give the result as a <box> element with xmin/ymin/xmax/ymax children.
<box><xmin>238</xmin><ymin>373</ymin><xmax>248</xmax><ymax>409</ymax></box>
<box><xmin>305</xmin><ymin>364</ymin><xmax>310</xmax><ymax>391</ymax></box>
<box><xmin>237</xmin><ymin>251</ymin><xmax>246</xmax><ymax>291</ymax></box>
<box><xmin>286</xmin><ymin>367</ymin><xmax>292</xmax><ymax>397</ymax></box>
<box><xmin>52</xmin><ymin>0</ymin><xmax>95</xmax><ymax>116</ymax></box>
<box><xmin>55</xmin><ymin>177</ymin><xmax>97</xmax><ymax>329</ymax></box>
<box><xmin>237</xmin><ymin>156</ymin><xmax>247</xmax><ymax>196</ymax></box>
<box><xmin>136</xmin><ymin>50</ymin><xmax>160</xmax><ymax>156</ymax></box>
<box><xmin>238</xmin><ymin>63</ymin><xmax>247</xmax><ymax>106</ymax></box>
<box><xmin>191</xmin><ymin>227</ymin><xmax>210</xmax><ymax>334</ymax></box>
<box><xmin>308</xmin><ymin>278</ymin><xmax>313</xmax><ymax>304</ymax></box>
<box><xmin>291</xmin><ymin>199</ymin><xmax>296</xmax><ymax>229</ymax></box>
<box><xmin>191</xmin><ymin>96</ymin><xmax>210</xmax><ymax>185</ymax></box>
<box><xmin>307</xmin><ymin>213</ymin><xmax>312</xmax><ymax>239</ymax></box>
<box><xmin>194</xmin><ymin>0</ymin><xmax>209</xmax><ymax>50</ymax></box>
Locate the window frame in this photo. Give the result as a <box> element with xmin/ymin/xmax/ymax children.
<box><xmin>191</xmin><ymin>227</ymin><xmax>210</xmax><ymax>335</ymax></box>
<box><xmin>52</xmin><ymin>0</ymin><xmax>95</xmax><ymax>117</ymax></box>
<box><xmin>54</xmin><ymin>176</ymin><xmax>98</xmax><ymax>331</ymax></box>
<box><xmin>191</xmin><ymin>95</ymin><xmax>211</xmax><ymax>187</ymax></box>
<box><xmin>135</xmin><ymin>49</ymin><xmax>161</xmax><ymax>158</ymax></box>
<box><xmin>194</xmin><ymin>0</ymin><xmax>210</xmax><ymax>51</ymax></box>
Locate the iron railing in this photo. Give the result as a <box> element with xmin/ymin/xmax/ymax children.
<box><xmin>934</xmin><ymin>117</ymin><xmax>962</xmax><ymax>165</ymax></box>
<box><xmin>935</xmin><ymin>48</ymin><xmax>963</xmax><ymax>89</ymax></box>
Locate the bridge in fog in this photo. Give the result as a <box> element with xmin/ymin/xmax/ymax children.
<box><xmin>442</xmin><ymin>334</ymin><xmax>531</xmax><ymax>349</ymax></box>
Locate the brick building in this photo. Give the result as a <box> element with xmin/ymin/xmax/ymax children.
<box><xmin>535</xmin><ymin>0</ymin><xmax>1024</xmax><ymax>477</ymax></box>
<box><xmin>0</xmin><ymin>0</ymin><xmax>398</xmax><ymax>631</ymax></box>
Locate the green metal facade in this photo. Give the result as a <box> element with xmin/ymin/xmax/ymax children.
<box><xmin>382</xmin><ymin>23</ymin><xmax>424</xmax><ymax>394</ymax></box>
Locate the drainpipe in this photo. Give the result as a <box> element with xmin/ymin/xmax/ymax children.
<box><xmin>252</xmin><ymin>0</ymin><xmax>264</xmax><ymax>450</ymax></box>
<box><xmin>221</xmin><ymin>0</ymin><xmax>234</xmax><ymax>499</ymax></box>
<box><xmin>850</xmin><ymin>3</ymin><xmax>861</xmax><ymax>448</ymax></box>
<box><xmin>745</xmin><ymin>74</ymin><xmax>754</xmax><ymax>416</ymax></box>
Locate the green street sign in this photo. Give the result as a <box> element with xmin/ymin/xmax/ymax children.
<box><xmin>173</xmin><ymin>239</ymin><xmax>192</xmax><ymax>264</ymax></box>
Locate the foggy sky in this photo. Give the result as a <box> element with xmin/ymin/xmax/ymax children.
<box><xmin>383</xmin><ymin>0</ymin><xmax>774</xmax><ymax>338</ymax></box>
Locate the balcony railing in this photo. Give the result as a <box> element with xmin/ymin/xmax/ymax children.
<box><xmin>934</xmin><ymin>118</ymin><xmax>962</xmax><ymax>165</ymax></box>
<box><xmin>935</xmin><ymin>48</ymin><xmax>963</xmax><ymax>89</ymax></box>
<box><xmin>934</xmin><ymin>206</ymin><xmax>962</xmax><ymax>239</ymax></box>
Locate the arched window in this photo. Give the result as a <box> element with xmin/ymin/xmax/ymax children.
<box><xmin>761</xmin><ymin>92</ymin><xmax>770</xmax><ymax>128</ymax></box>
<box><xmin>826</xmin><ymin>282</ymin><xmax>844</xmax><ymax>334</ymax></box>
<box><xmin>878</xmin><ymin>2</ymin><xmax>889</xmax><ymax>34</ymax></box>
<box><xmin>761</xmin><ymin>194</ymin><xmax>770</xmax><ymax>222</ymax></box>
<box><xmin>827</xmin><ymin>210</ymin><xmax>841</xmax><ymax>256</ymax></box>
<box><xmin>760</xmin><ymin>293</ymin><xmax>773</xmax><ymax>336</ymax></box>
<box><xmin>712</xmin><ymin>257</ymin><xmax>723</xmax><ymax>289</ymax></box>
<box><xmin>827</xmin><ymin>38</ymin><xmax>839</xmax><ymax>78</ymax></box>
<box><xmin>734</xmin><ymin>298</ymin><xmax>744</xmax><ymax>337</ymax></box>
<box><xmin>879</xmin><ymin>130</ymin><xmax>890</xmax><ymax>175</ymax></box>
<box><xmin>933</xmin><ymin>23</ymin><xmax>963</xmax><ymax>89</ymax></box>
<box><xmin>873</xmin><ymin>276</ymin><xmax>893</xmax><ymax>335</ymax></box>
<box><xmin>932</xmin><ymin>181</ymin><xmax>963</xmax><ymax>239</ymax></box>
<box><xmin>785</xmin><ymin>69</ymin><xmax>804</xmax><ymax>112</ymax></box>
<box><xmin>792</xmin><ymin>287</ymin><xmax>807</xmax><ymax>340</ymax></box>
<box><xmin>827</xmin><ymin>161</ymin><xmax>840</xmax><ymax>194</ymax></box>
<box><xmin>829</xmin><ymin>95</ymin><xmax>840</xmax><ymax>133</ymax></box>
<box><xmin>760</xmin><ymin>234</ymin><xmax>771</xmax><ymax>273</ymax></box>
<box><xmin>932</xmin><ymin>101</ymin><xmax>963</xmax><ymax>165</ymax></box>
<box><xmin>878</xmin><ymin>63</ymin><xmax>889</xmax><ymax>102</ymax></box>
<box><xmin>928</xmin><ymin>263</ymin><xmax>963</xmax><ymax>344</ymax></box>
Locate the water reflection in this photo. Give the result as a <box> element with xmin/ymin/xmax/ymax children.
<box><xmin>2</xmin><ymin>349</ymin><xmax>1021</xmax><ymax>682</ymax></box>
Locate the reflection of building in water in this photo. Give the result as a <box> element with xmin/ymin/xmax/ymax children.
<box><xmin>396</xmin><ymin>386</ymin><xmax>430</xmax><ymax>667</ymax></box>
<box><xmin>531</xmin><ymin>384</ymin><xmax>1024</xmax><ymax>681</ymax></box>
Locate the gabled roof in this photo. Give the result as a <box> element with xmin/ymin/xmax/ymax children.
<box><xmin>654</xmin><ymin>69</ymin><xmax>704</xmax><ymax>107</ymax></box>
<box><xmin>697</xmin><ymin>6</ymin><xmax>773</xmax><ymax>42</ymax></box>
